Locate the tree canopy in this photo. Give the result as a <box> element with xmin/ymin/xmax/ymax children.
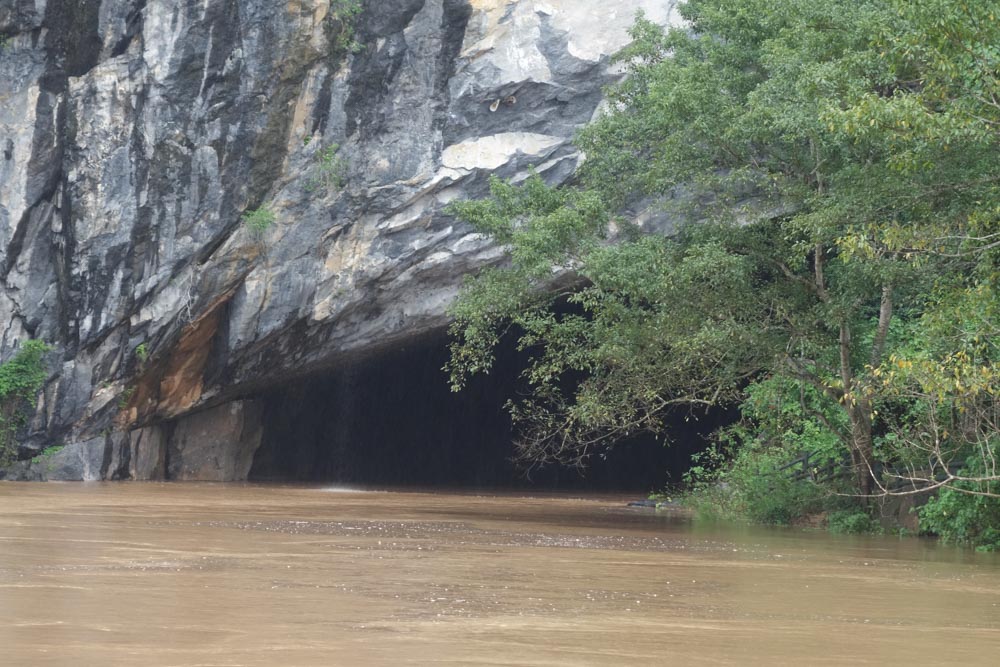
<box><xmin>447</xmin><ymin>0</ymin><xmax>999</xmax><ymax>513</ymax></box>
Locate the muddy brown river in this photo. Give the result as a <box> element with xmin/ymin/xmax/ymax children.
<box><xmin>1</xmin><ymin>483</ymin><xmax>999</xmax><ymax>665</ymax></box>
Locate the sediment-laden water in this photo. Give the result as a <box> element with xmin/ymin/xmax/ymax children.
<box><xmin>1</xmin><ymin>483</ymin><xmax>998</xmax><ymax>665</ymax></box>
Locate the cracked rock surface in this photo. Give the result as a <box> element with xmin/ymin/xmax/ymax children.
<box><xmin>0</xmin><ymin>0</ymin><xmax>679</xmax><ymax>480</ymax></box>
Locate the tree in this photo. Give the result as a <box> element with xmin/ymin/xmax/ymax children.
<box><xmin>447</xmin><ymin>0</ymin><xmax>998</xmax><ymax>500</ymax></box>
<box><xmin>837</xmin><ymin>0</ymin><xmax>1000</xmax><ymax>497</ymax></box>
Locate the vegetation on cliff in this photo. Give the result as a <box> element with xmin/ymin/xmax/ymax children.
<box><xmin>327</xmin><ymin>0</ymin><xmax>363</xmax><ymax>55</ymax></box>
<box><xmin>447</xmin><ymin>0</ymin><xmax>999</xmax><ymax>546</ymax></box>
<box><xmin>0</xmin><ymin>341</ymin><xmax>51</xmax><ymax>467</ymax></box>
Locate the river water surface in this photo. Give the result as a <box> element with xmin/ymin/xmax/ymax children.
<box><xmin>1</xmin><ymin>483</ymin><xmax>999</xmax><ymax>665</ymax></box>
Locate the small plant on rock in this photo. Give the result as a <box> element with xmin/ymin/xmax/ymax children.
<box><xmin>31</xmin><ymin>445</ymin><xmax>64</xmax><ymax>465</ymax></box>
<box><xmin>318</xmin><ymin>144</ymin><xmax>347</xmax><ymax>189</ymax></box>
<box><xmin>118</xmin><ymin>386</ymin><xmax>135</xmax><ymax>411</ymax></box>
<box><xmin>328</xmin><ymin>0</ymin><xmax>363</xmax><ymax>54</ymax></box>
<box><xmin>306</xmin><ymin>144</ymin><xmax>348</xmax><ymax>193</ymax></box>
<box><xmin>243</xmin><ymin>206</ymin><xmax>276</xmax><ymax>238</ymax></box>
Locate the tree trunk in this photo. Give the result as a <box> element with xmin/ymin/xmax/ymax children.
<box><xmin>871</xmin><ymin>284</ymin><xmax>893</xmax><ymax>367</ymax></box>
<box><xmin>849</xmin><ymin>400</ymin><xmax>875</xmax><ymax>497</ymax></box>
<box><xmin>839</xmin><ymin>319</ymin><xmax>876</xmax><ymax>498</ymax></box>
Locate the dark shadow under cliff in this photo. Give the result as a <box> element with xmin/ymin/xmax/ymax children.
<box><xmin>249</xmin><ymin>329</ymin><xmax>733</xmax><ymax>493</ymax></box>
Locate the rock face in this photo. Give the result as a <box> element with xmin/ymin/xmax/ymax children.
<box><xmin>0</xmin><ymin>0</ymin><xmax>680</xmax><ymax>480</ymax></box>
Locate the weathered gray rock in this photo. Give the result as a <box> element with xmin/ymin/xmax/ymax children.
<box><xmin>4</xmin><ymin>438</ymin><xmax>107</xmax><ymax>481</ymax></box>
<box><xmin>128</xmin><ymin>424</ymin><xmax>166</xmax><ymax>480</ymax></box>
<box><xmin>0</xmin><ymin>0</ymin><xmax>681</xmax><ymax>479</ymax></box>
<box><xmin>166</xmin><ymin>400</ymin><xmax>261</xmax><ymax>481</ymax></box>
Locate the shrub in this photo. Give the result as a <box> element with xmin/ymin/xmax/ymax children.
<box><xmin>31</xmin><ymin>445</ymin><xmax>64</xmax><ymax>465</ymax></box>
<box><xmin>684</xmin><ymin>437</ymin><xmax>829</xmax><ymax>526</ymax></box>
<box><xmin>827</xmin><ymin>510</ymin><xmax>881</xmax><ymax>535</ymax></box>
<box><xmin>118</xmin><ymin>386</ymin><xmax>135</xmax><ymax>410</ymax></box>
<box><xmin>328</xmin><ymin>0</ymin><xmax>363</xmax><ymax>53</ymax></box>
<box><xmin>306</xmin><ymin>144</ymin><xmax>348</xmax><ymax>193</ymax></box>
<box><xmin>318</xmin><ymin>145</ymin><xmax>347</xmax><ymax>187</ymax></box>
<box><xmin>0</xmin><ymin>340</ymin><xmax>51</xmax><ymax>466</ymax></box>
<box><xmin>919</xmin><ymin>454</ymin><xmax>1000</xmax><ymax>551</ymax></box>
<box><xmin>683</xmin><ymin>376</ymin><xmax>854</xmax><ymax>526</ymax></box>
<box><xmin>243</xmin><ymin>206</ymin><xmax>276</xmax><ymax>237</ymax></box>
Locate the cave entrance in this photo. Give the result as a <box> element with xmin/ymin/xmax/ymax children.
<box><xmin>249</xmin><ymin>329</ymin><xmax>731</xmax><ymax>492</ymax></box>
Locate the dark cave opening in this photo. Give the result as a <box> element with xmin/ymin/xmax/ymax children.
<box><xmin>249</xmin><ymin>329</ymin><xmax>735</xmax><ymax>492</ymax></box>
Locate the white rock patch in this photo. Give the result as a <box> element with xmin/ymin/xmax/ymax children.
<box><xmin>441</xmin><ymin>132</ymin><xmax>564</xmax><ymax>171</ymax></box>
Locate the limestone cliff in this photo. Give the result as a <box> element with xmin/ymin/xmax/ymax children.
<box><xmin>0</xmin><ymin>0</ymin><xmax>679</xmax><ymax>480</ymax></box>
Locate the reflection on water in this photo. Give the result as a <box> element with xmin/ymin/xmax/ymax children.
<box><xmin>1</xmin><ymin>483</ymin><xmax>998</xmax><ymax>665</ymax></box>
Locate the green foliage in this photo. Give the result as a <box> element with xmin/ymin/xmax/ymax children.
<box><xmin>920</xmin><ymin>491</ymin><xmax>1000</xmax><ymax>552</ymax></box>
<box><xmin>118</xmin><ymin>386</ymin><xmax>135</xmax><ymax>410</ymax></box>
<box><xmin>31</xmin><ymin>445</ymin><xmax>64</xmax><ymax>466</ymax></box>
<box><xmin>448</xmin><ymin>179</ymin><xmax>798</xmax><ymax>465</ymax></box>
<box><xmin>684</xmin><ymin>439</ymin><xmax>829</xmax><ymax>525</ymax></box>
<box><xmin>243</xmin><ymin>206</ymin><xmax>276</xmax><ymax>237</ymax></box>
<box><xmin>739</xmin><ymin>375</ymin><xmax>848</xmax><ymax>466</ymax></box>
<box><xmin>447</xmin><ymin>0</ymin><xmax>999</xmax><ymax>536</ymax></box>
<box><xmin>0</xmin><ymin>341</ymin><xmax>50</xmax><ymax>401</ymax></box>
<box><xmin>827</xmin><ymin>510</ymin><xmax>881</xmax><ymax>535</ymax></box>
<box><xmin>306</xmin><ymin>144</ymin><xmax>348</xmax><ymax>193</ymax></box>
<box><xmin>0</xmin><ymin>340</ymin><xmax>51</xmax><ymax>467</ymax></box>
<box><xmin>684</xmin><ymin>374</ymin><xmax>871</xmax><ymax>528</ymax></box>
<box><xmin>864</xmin><ymin>277</ymin><xmax>1000</xmax><ymax>490</ymax></box>
<box><xmin>135</xmin><ymin>343</ymin><xmax>149</xmax><ymax>365</ymax></box>
<box><xmin>327</xmin><ymin>0</ymin><xmax>363</xmax><ymax>54</ymax></box>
